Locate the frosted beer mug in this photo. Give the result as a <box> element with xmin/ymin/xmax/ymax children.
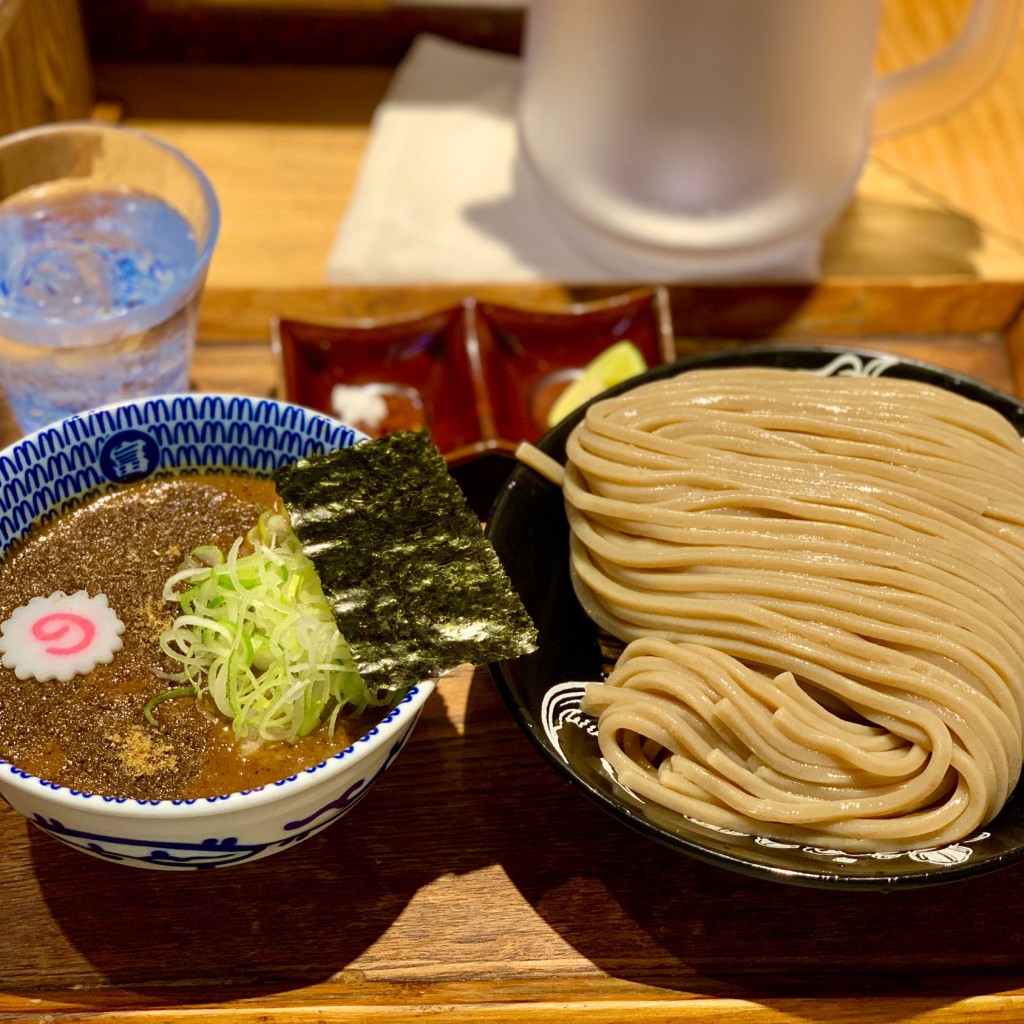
<box><xmin>518</xmin><ymin>0</ymin><xmax>1020</xmax><ymax>276</ymax></box>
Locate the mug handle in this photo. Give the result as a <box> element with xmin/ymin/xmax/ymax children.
<box><xmin>873</xmin><ymin>0</ymin><xmax>1020</xmax><ymax>138</ymax></box>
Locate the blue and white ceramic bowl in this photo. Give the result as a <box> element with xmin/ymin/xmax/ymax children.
<box><xmin>0</xmin><ymin>393</ymin><xmax>435</xmax><ymax>870</ymax></box>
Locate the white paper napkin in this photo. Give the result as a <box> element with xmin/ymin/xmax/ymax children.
<box><xmin>325</xmin><ymin>34</ymin><xmax>822</xmax><ymax>284</ymax></box>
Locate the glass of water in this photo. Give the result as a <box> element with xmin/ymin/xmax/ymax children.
<box><xmin>0</xmin><ymin>121</ymin><xmax>220</xmax><ymax>433</ymax></box>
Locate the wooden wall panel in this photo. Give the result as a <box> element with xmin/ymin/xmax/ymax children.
<box><xmin>81</xmin><ymin>0</ymin><xmax>523</xmax><ymax>65</ymax></box>
<box><xmin>0</xmin><ymin>0</ymin><xmax>94</xmax><ymax>136</ymax></box>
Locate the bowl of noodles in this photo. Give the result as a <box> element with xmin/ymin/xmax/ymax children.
<box><xmin>0</xmin><ymin>393</ymin><xmax>437</xmax><ymax>869</ymax></box>
<box><xmin>487</xmin><ymin>345</ymin><xmax>1024</xmax><ymax>889</ymax></box>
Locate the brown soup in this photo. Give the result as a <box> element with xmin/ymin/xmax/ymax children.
<box><xmin>0</xmin><ymin>474</ymin><xmax>382</xmax><ymax>801</ymax></box>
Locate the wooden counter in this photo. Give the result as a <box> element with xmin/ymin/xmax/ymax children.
<box><xmin>89</xmin><ymin>0</ymin><xmax>1024</xmax><ymax>306</ymax></box>
<box><xmin>6</xmin><ymin>2</ymin><xmax>1024</xmax><ymax>1022</ymax></box>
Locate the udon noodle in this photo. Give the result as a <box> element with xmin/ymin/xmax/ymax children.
<box><xmin>552</xmin><ymin>366</ymin><xmax>1024</xmax><ymax>852</ymax></box>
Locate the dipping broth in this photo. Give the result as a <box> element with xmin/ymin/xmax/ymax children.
<box><xmin>0</xmin><ymin>474</ymin><xmax>383</xmax><ymax>801</ymax></box>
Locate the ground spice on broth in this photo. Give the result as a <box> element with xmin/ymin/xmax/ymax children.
<box><xmin>0</xmin><ymin>474</ymin><xmax>383</xmax><ymax>801</ymax></box>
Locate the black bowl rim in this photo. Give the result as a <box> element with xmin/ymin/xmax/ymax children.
<box><xmin>486</xmin><ymin>343</ymin><xmax>1024</xmax><ymax>890</ymax></box>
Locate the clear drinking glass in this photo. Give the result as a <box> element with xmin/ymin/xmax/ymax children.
<box><xmin>0</xmin><ymin>121</ymin><xmax>220</xmax><ymax>432</ymax></box>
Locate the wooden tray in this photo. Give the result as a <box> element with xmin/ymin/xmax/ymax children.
<box><xmin>5</xmin><ymin>280</ymin><xmax>1024</xmax><ymax>1024</ymax></box>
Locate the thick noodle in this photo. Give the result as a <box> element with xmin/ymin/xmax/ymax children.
<box><xmin>566</xmin><ymin>367</ymin><xmax>1024</xmax><ymax>852</ymax></box>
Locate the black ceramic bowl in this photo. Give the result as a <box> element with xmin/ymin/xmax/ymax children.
<box><xmin>486</xmin><ymin>345</ymin><xmax>1024</xmax><ymax>890</ymax></box>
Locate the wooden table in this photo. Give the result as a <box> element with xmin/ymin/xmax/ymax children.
<box><xmin>7</xmin><ymin>2</ymin><xmax>1024</xmax><ymax>1021</ymax></box>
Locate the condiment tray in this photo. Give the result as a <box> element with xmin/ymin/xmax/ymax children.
<box><xmin>271</xmin><ymin>287</ymin><xmax>675</xmax><ymax>515</ymax></box>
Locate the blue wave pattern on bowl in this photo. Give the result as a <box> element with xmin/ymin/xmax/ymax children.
<box><xmin>0</xmin><ymin>394</ymin><xmax>357</xmax><ymax>546</ymax></box>
<box><xmin>0</xmin><ymin>392</ymin><xmax>442</xmax><ymax>870</ymax></box>
<box><xmin>26</xmin><ymin>728</ymin><xmax>416</xmax><ymax>869</ymax></box>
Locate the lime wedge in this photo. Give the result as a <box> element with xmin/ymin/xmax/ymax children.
<box><xmin>547</xmin><ymin>340</ymin><xmax>648</xmax><ymax>427</ymax></box>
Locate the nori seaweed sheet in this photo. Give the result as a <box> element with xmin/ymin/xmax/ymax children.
<box><xmin>272</xmin><ymin>431</ymin><xmax>538</xmax><ymax>701</ymax></box>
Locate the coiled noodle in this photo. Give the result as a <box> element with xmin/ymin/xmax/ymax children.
<box><xmin>563</xmin><ymin>367</ymin><xmax>1024</xmax><ymax>852</ymax></box>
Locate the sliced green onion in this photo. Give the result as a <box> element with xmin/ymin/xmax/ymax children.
<box><xmin>157</xmin><ymin>510</ymin><xmax>383</xmax><ymax>742</ymax></box>
<box><xmin>143</xmin><ymin>685</ymin><xmax>195</xmax><ymax>727</ymax></box>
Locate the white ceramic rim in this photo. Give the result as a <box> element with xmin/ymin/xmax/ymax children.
<box><xmin>0</xmin><ymin>391</ymin><xmax>439</xmax><ymax>818</ymax></box>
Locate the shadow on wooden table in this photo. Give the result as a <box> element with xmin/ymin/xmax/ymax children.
<box><xmin>459</xmin><ymin>671</ymin><xmax>1024</xmax><ymax>1014</ymax></box>
<box><xmin>18</xmin><ymin>664</ymin><xmax>1024</xmax><ymax>1017</ymax></box>
<box><xmin>22</xmin><ymin>684</ymin><xmax>473</xmax><ymax>997</ymax></box>
<box><xmin>821</xmin><ymin>196</ymin><xmax>984</xmax><ymax>278</ymax></box>
<box><xmin>465</xmin><ymin>166</ymin><xmax>986</xmax><ymax>285</ymax></box>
